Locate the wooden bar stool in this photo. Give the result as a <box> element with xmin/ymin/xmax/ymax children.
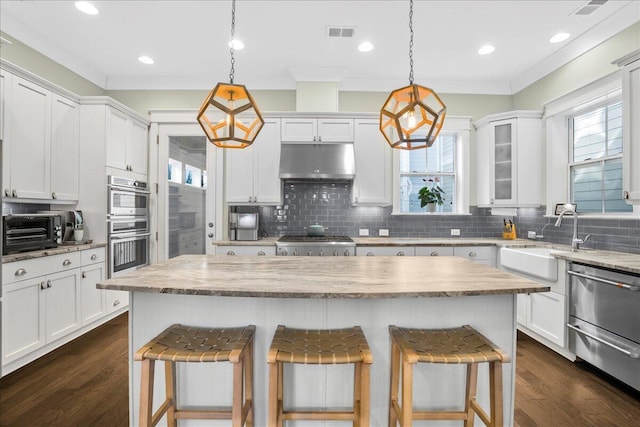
<box><xmin>135</xmin><ymin>324</ymin><xmax>255</xmax><ymax>427</ymax></box>
<box><xmin>388</xmin><ymin>325</ymin><xmax>511</xmax><ymax>427</ymax></box>
<box><xmin>268</xmin><ymin>325</ymin><xmax>372</xmax><ymax>427</ymax></box>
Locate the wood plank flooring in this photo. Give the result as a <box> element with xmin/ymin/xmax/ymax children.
<box><xmin>1</xmin><ymin>314</ymin><xmax>638</xmax><ymax>426</ymax></box>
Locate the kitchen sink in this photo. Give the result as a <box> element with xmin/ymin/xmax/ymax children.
<box><xmin>499</xmin><ymin>246</ymin><xmax>569</xmax><ymax>282</ymax></box>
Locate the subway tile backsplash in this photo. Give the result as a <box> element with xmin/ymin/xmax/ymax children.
<box><xmin>260</xmin><ymin>182</ymin><xmax>640</xmax><ymax>254</ymax></box>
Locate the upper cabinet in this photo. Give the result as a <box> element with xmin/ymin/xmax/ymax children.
<box><xmin>352</xmin><ymin>119</ymin><xmax>392</xmax><ymax>206</ymax></box>
<box><xmin>106</xmin><ymin>106</ymin><xmax>148</xmax><ymax>175</ymax></box>
<box><xmin>1</xmin><ymin>68</ymin><xmax>79</xmax><ymax>202</ymax></box>
<box><xmin>281</xmin><ymin>118</ymin><xmax>353</xmax><ymax>142</ymax></box>
<box><xmin>226</xmin><ymin>118</ymin><xmax>282</xmax><ymax>205</ymax></box>
<box><xmin>619</xmin><ymin>51</ymin><xmax>640</xmax><ymax>204</ymax></box>
<box><xmin>475</xmin><ymin>111</ymin><xmax>543</xmax><ymax>207</ymax></box>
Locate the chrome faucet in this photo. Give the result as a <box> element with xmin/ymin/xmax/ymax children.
<box><xmin>554</xmin><ymin>209</ymin><xmax>590</xmax><ymax>251</ymax></box>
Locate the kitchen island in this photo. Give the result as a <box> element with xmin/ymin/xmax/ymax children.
<box><xmin>99</xmin><ymin>255</ymin><xmax>548</xmax><ymax>427</ymax></box>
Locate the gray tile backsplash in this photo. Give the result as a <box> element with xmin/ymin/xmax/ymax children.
<box><xmin>259</xmin><ymin>182</ymin><xmax>640</xmax><ymax>254</ymax></box>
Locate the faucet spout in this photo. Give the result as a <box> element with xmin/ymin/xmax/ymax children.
<box><xmin>555</xmin><ymin>209</ymin><xmax>583</xmax><ymax>250</ymax></box>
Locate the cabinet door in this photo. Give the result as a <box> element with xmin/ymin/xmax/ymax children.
<box><xmin>50</xmin><ymin>94</ymin><xmax>79</xmax><ymax>201</ymax></box>
<box><xmin>490</xmin><ymin>119</ymin><xmax>516</xmax><ymax>205</ymax></box>
<box><xmin>1</xmin><ymin>70</ymin><xmax>10</xmax><ymax>197</ymax></box>
<box><xmin>106</xmin><ymin>107</ymin><xmax>129</xmax><ymax>171</ymax></box>
<box><xmin>623</xmin><ymin>59</ymin><xmax>640</xmax><ymax>203</ymax></box>
<box><xmin>528</xmin><ymin>291</ymin><xmax>566</xmax><ymax>346</ymax></box>
<box><xmin>281</xmin><ymin>118</ymin><xmax>317</xmax><ymax>142</ymax></box>
<box><xmin>10</xmin><ymin>76</ymin><xmax>51</xmax><ymax>199</ymax></box>
<box><xmin>2</xmin><ymin>278</ymin><xmax>46</xmax><ymax>365</ymax></box>
<box><xmin>225</xmin><ymin>144</ymin><xmax>255</xmax><ymax>203</ymax></box>
<box><xmin>317</xmin><ymin>118</ymin><xmax>353</xmax><ymax>142</ymax></box>
<box><xmin>129</xmin><ymin>119</ymin><xmax>148</xmax><ymax>175</ymax></box>
<box><xmin>81</xmin><ymin>263</ymin><xmax>106</xmax><ymax>324</ymax></box>
<box><xmin>353</xmin><ymin>119</ymin><xmax>391</xmax><ymax>205</ymax></box>
<box><xmin>44</xmin><ymin>269</ymin><xmax>81</xmax><ymax>342</ymax></box>
<box><xmin>254</xmin><ymin>119</ymin><xmax>282</xmax><ymax>204</ymax></box>
<box><xmin>0</xmin><ymin>69</ymin><xmax>9</xmax><ymax>148</ymax></box>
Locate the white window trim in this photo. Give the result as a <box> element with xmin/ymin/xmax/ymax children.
<box><xmin>544</xmin><ymin>72</ymin><xmax>638</xmax><ymax>217</ymax></box>
<box><xmin>391</xmin><ymin>116</ymin><xmax>472</xmax><ymax>215</ymax></box>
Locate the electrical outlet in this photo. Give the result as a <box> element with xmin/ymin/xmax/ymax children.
<box><xmin>528</xmin><ymin>231</ymin><xmax>537</xmax><ymax>239</ymax></box>
<box><xmin>378</xmin><ymin>228</ymin><xmax>389</xmax><ymax>237</ymax></box>
<box><xmin>450</xmin><ymin>229</ymin><xmax>460</xmax><ymax>236</ymax></box>
<box><xmin>359</xmin><ymin>228</ymin><xmax>369</xmax><ymax>236</ymax></box>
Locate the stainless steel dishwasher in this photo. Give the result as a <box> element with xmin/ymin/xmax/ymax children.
<box><xmin>567</xmin><ymin>262</ymin><xmax>640</xmax><ymax>391</ymax></box>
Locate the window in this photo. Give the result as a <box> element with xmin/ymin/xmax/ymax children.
<box><xmin>569</xmin><ymin>101</ymin><xmax>631</xmax><ymax>213</ymax></box>
<box><xmin>398</xmin><ymin>133</ymin><xmax>456</xmax><ymax>213</ymax></box>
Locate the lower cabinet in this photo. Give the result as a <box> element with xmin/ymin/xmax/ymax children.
<box><xmin>215</xmin><ymin>245</ymin><xmax>276</xmax><ymax>256</ymax></box>
<box><xmin>81</xmin><ymin>263</ymin><xmax>106</xmax><ymax>324</ymax></box>
<box><xmin>45</xmin><ymin>269</ymin><xmax>82</xmax><ymax>342</ymax></box>
<box><xmin>106</xmin><ymin>289</ymin><xmax>129</xmax><ymax>314</ymax></box>
<box><xmin>453</xmin><ymin>246</ymin><xmax>496</xmax><ymax>267</ymax></box>
<box><xmin>356</xmin><ymin>246</ymin><xmax>415</xmax><ymax>256</ymax></box>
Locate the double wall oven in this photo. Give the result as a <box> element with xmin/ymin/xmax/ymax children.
<box><xmin>107</xmin><ymin>176</ymin><xmax>150</xmax><ymax>277</ymax></box>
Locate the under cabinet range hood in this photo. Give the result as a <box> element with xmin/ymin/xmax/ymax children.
<box><xmin>279</xmin><ymin>143</ymin><xmax>355</xmax><ymax>180</ymax></box>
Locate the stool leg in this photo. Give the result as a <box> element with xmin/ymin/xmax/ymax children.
<box><xmin>389</xmin><ymin>340</ymin><xmax>400</xmax><ymax>427</ymax></box>
<box><xmin>464</xmin><ymin>363</ymin><xmax>478</xmax><ymax>427</ymax></box>
<box><xmin>268</xmin><ymin>361</ymin><xmax>278</xmax><ymax>427</ymax></box>
<box><xmin>245</xmin><ymin>340</ymin><xmax>254</xmax><ymax>427</ymax></box>
<box><xmin>232</xmin><ymin>357</ymin><xmax>243</xmax><ymax>427</ymax></box>
<box><xmin>401</xmin><ymin>357</ymin><xmax>413</xmax><ymax>427</ymax></box>
<box><xmin>360</xmin><ymin>362</ymin><xmax>371</xmax><ymax>427</ymax></box>
<box><xmin>277</xmin><ymin>362</ymin><xmax>284</xmax><ymax>427</ymax></box>
<box><xmin>164</xmin><ymin>361</ymin><xmax>177</xmax><ymax>427</ymax></box>
<box><xmin>354</xmin><ymin>362</ymin><xmax>361</xmax><ymax>427</ymax></box>
<box><xmin>139</xmin><ymin>358</ymin><xmax>155</xmax><ymax>427</ymax></box>
<box><xmin>489</xmin><ymin>361</ymin><xmax>504</xmax><ymax>427</ymax></box>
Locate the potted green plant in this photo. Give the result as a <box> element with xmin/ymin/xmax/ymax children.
<box><xmin>418</xmin><ymin>179</ymin><xmax>445</xmax><ymax>212</ymax></box>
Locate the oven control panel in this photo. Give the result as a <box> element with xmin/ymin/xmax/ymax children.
<box><xmin>277</xmin><ymin>246</ymin><xmax>354</xmax><ymax>256</ymax></box>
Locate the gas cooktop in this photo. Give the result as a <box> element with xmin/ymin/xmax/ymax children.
<box><xmin>277</xmin><ymin>235</ymin><xmax>354</xmax><ymax>243</ymax></box>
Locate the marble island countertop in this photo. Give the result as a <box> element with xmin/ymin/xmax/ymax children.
<box><xmin>2</xmin><ymin>242</ymin><xmax>107</xmax><ymax>263</ymax></box>
<box><xmin>98</xmin><ymin>254</ymin><xmax>549</xmax><ymax>298</ymax></box>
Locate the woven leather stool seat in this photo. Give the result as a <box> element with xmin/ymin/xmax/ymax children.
<box><xmin>268</xmin><ymin>325</ymin><xmax>372</xmax><ymax>426</ymax></box>
<box><xmin>389</xmin><ymin>325</ymin><xmax>510</xmax><ymax>427</ymax></box>
<box><xmin>136</xmin><ymin>324</ymin><xmax>255</xmax><ymax>427</ymax></box>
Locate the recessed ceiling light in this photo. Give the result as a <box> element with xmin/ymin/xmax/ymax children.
<box><xmin>358</xmin><ymin>41</ymin><xmax>374</xmax><ymax>52</ymax></box>
<box><xmin>138</xmin><ymin>56</ymin><xmax>154</xmax><ymax>65</ymax></box>
<box><xmin>478</xmin><ymin>45</ymin><xmax>495</xmax><ymax>55</ymax></box>
<box><xmin>75</xmin><ymin>1</ymin><xmax>99</xmax><ymax>15</ymax></box>
<box><xmin>228</xmin><ymin>39</ymin><xmax>245</xmax><ymax>50</ymax></box>
<box><xmin>550</xmin><ymin>32</ymin><xmax>571</xmax><ymax>43</ymax></box>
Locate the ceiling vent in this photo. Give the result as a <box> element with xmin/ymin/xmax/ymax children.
<box><xmin>573</xmin><ymin>0</ymin><xmax>608</xmax><ymax>16</ymax></box>
<box><xmin>327</xmin><ymin>26</ymin><xmax>355</xmax><ymax>38</ymax></box>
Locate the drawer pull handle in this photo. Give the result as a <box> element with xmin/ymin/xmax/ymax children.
<box><xmin>15</xmin><ymin>268</ymin><xmax>27</xmax><ymax>277</ymax></box>
<box><xmin>397</xmin><ymin>251</ymin><xmax>405</xmax><ymax>256</ymax></box>
<box><xmin>227</xmin><ymin>251</ymin><xmax>235</xmax><ymax>256</ymax></box>
<box><xmin>46</xmin><ymin>280</ymin><xmax>52</xmax><ymax>289</ymax></box>
<box><xmin>91</xmin><ymin>254</ymin><xmax>98</xmax><ymax>260</ymax></box>
<box><xmin>568</xmin><ymin>270</ymin><xmax>640</xmax><ymax>291</ymax></box>
<box><xmin>63</xmin><ymin>259</ymin><xmax>72</xmax><ymax>266</ymax></box>
<box><xmin>257</xmin><ymin>251</ymin><xmax>266</xmax><ymax>256</ymax></box>
<box><xmin>40</xmin><ymin>281</ymin><xmax>46</xmax><ymax>290</ymax></box>
<box><xmin>468</xmin><ymin>251</ymin><xmax>477</xmax><ymax>257</ymax></box>
<box><xmin>113</xmin><ymin>300</ymin><xmax>120</xmax><ymax>307</ymax></box>
<box><xmin>82</xmin><ymin>271</ymin><xmax>87</xmax><ymax>279</ymax></box>
<box><xmin>567</xmin><ymin>324</ymin><xmax>639</xmax><ymax>358</ymax></box>
<box><xmin>430</xmin><ymin>251</ymin><xmax>439</xmax><ymax>256</ymax></box>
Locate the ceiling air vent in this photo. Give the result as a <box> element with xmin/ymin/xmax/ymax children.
<box><xmin>327</xmin><ymin>26</ymin><xmax>355</xmax><ymax>38</ymax></box>
<box><xmin>573</xmin><ymin>0</ymin><xmax>608</xmax><ymax>16</ymax></box>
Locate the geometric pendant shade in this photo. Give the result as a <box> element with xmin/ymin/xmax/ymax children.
<box><xmin>197</xmin><ymin>82</ymin><xmax>264</xmax><ymax>149</ymax></box>
<box><xmin>379</xmin><ymin>83</ymin><xmax>446</xmax><ymax>150</ymax></box>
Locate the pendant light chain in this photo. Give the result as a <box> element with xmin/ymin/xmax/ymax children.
<box><xmin>229</xmin><ymin>0</ymin><xmax>236</xmax><ymax>84</ymax></box>
<box><xmin>408</xmin><ymin>0</ymin><xmax>414</xmax><ymax>85</ymax></box>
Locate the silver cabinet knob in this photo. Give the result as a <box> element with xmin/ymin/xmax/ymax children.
<box><xmin>40</xmin><ymin>281</ymin><xmax>46</xmax><ymax>290</ymax></box>
<box><xmin>226</xmin><ymin>251</ymin><xmax>235</xmax><ymax>256</ymax></box>
<box><xmin>15</xmin><ymin>268</ymin><xmax>27</xmax><ymax>277</ymax></box>
<box><xmin>51</xmin><ymin>192</ymin><xmax>57</xmax><ymax>199</ymax></box>
<box><xmin>257</xmin><ymin>251</ymin><xmax>266</xmax><ymax>256</ymax></box>
<box><xmin>63</xmin><ymin>259</ymin><xmax>72</xmax><ymax>266</ymax></box>
<box><xmin>468</xmin><ymin>251</ymin><xmax>477</xmax><ymax>258</ymax></box>
<box><xmin>91</xmin><ymin>254</ymin><xmax>98</xmax><ymax>260</ymax></box>
<box><xmin>113</xmin><ymin>299</ymin><xmax>120</xmax><ymax>307</ymax></box>
<box><xmin>208</xmin><ymin>222</ymin><xmax>214</xmax><ymax>228</ymax></box>
<box><xmin>430</xmin><ymin>251</ymin><xmax>439</xmax><ymax>256</ymax></box>
<box><xmin>313</xmin><ymin>136</ymin><xmax>317</xmax><ymax>142</ymax></box>
<box><xmin>12</xmin><ymin>189</ymin><xmax>17</xmax><ymax>198</ymax></box>
<box><xmin>46</xmin><ymin>280</ymin><xmax>52</xmax><ymax>289</ymax></box>
<box><xmin>208</xmin><ymin>233</ymin><xmax>214</xmax><ymax>238</ymax></box>
<box><xmin>4</xmin><ymin>189</ymin><xmax>9</xmax><ymax>197</ymax></box>
<box><xmin>397</xmin><ymin>251</ymin><xmax>405</xmax><ymax>256</ymax></box>
<box><xmin>82</xmin><ymin>271</ymin><xmax>87</xmax><ymax>279</ymax></box>
<box><xmin>318</xmin><ymin>135</ymin><xmax>322</xmax><ymax>142</ymax></box>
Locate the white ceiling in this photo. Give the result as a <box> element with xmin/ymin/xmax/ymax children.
<box><xmin>1</xmin><ymin>0</ymin><xmax>639</xmax><ymax>95</ymax></box>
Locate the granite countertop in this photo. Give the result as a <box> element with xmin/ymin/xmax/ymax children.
<box><xmin>553</xmin><ymin>249</ymin><xmax>640</xmax><ymax>275</ymax></box>
<box><xmin>2</xmin><ymin>242</ymin><xmax>107</xmax><ymax>263</ymax></box>
<box><xmin>213</xmin><ymin>237</ymin><xmax>534</xmax><ymax>247</ymax></box>
<box><xmin>98</xmin><ymin>254</ymin><xmax>548</xmax><ymax>298</ymax></box>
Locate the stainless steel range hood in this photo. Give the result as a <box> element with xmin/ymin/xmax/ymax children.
<box><xmin>279</xmin><ymin>143</ymin><xmax>355</xmax><ymax>180</ymax></box>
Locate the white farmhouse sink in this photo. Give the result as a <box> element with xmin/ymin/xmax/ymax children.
<box><xmin>500</xmin><ymin>247</ymin><xmax>569</xmax><ymax>282</ymax></box>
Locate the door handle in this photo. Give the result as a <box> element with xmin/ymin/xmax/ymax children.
<box><xmin>568</xmin><ymin>270</ymin><xmax>640</xmax><ymax>291</ymax></box>
<box><xmin>567</xmin><ymin>324</ymin><xmax>640</xmax><ymax>358</ymax></box>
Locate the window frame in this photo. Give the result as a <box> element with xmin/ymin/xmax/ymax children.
<box><xmin>392</xmin><ymin>117</ymin><xmax>471</xmax><ymax>215</ymax></box>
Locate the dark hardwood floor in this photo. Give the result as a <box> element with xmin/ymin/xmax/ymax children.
<box><xmin>1</xmin><ymin>314</ymin><xmax>638</xmax><ymax>426</ymax></box>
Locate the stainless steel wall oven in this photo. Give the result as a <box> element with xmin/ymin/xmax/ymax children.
<box><xmin>567</xmin><ymin>262</ymin><xmax>640</xmax><ymax>391</ymax></box>
<box><xmin>107</xmin><ymin>176</ymin><xmax>150</xmax><ymax>277</ymax></box>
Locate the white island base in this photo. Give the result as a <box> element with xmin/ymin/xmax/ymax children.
<box><xmin>128</xmin><ymin>292</ymin><xmax>517</xmax><ymax>427</ymax></box>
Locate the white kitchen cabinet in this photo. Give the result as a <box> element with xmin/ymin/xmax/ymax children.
<box><xmin>475</xmin><ymin>111</ymin><xmax>543</xmax><ymax>207</ymax></box>
<box><xmin>44</xmin><ymin>268</ymin><xmax>82</xmax><ymax>342</ymax></box>
<box><xmin>106</xmin><ymin>106</ymin><xmax>148</xmax><ymax>175</ymax></box>
<box><xmin>215</xmin><ymin>245</ymin><xmax>275</xmax><ymax>256</ymax></box>
<box><xmin>356</xmin><ymin>246</ymin><xmax>415</xmax><ymax>256</ymax></box>
<box><xmin>106</xmin><ymin>289</ymin><xmax>129</xmax><ymax>314</ymax></box>
<box><xmin>619</xmin><ymin>52</ymin><xmax>640</xmax><ymax>204</ymax></box>
<box><xmin>453</xmin><ymin>246</ymin><xmax>496</xmax><ymax>267</ymax></box>
<box><xmin>352</xmin><ymin>119</ymin><xmax>392</xmax><ymax>206</ymax></box>
<box><xmin>226</xmin><ymin>118</ymin><xmax>281</xmax><ymax>204</ymax></box>
<box><xmin>80</xmin><ymin>247</ymin><xmax>107</xmax><ymax>325</ymax></box>
<box><xmin>414</xmin><ymin>246</ymin><xmax>454</xmax><ymax>256</ymax></box>
<box><xmin>1</xmin><ymin>68</ymin><xmax>80</xmax><ymax>201</ymax></box>
<box><xmin>50</xmin><ymin>94</ymin><xmax>80</xmax><ymax>201</ymax></box>
<box><xmin>281</xmin><ymin>118</ymin><xmax>353</xmax><ymax>142</ymax></box>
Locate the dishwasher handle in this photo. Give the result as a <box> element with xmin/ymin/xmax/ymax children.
<box><xmin>567</xmin><ymin>323</ymin><xmax>640</xmax><ymax>359</ymax></box>
<box><xmin>568</xmin><ymin>270</ymin><xmax>640</xmax><ymax>292</ymax></box>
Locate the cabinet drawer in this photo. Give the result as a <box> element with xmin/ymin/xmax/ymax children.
<box><xmin>453</xmin><ymin>246</ymin><xmax>495</xmax><ymax>261</ymax></box>
<box><xmin>2</xmin><ymin>252</ymin><xmax>81</xmax><ymax>285</ymax></box>
<box><xmin>81</xmin><ymin>247</ymin><xmax>106</xmax><ymax>265</ymax></box>
<box><xmin>216</xmin><ymin>245</ymin><xmax>275</xmax><ymax>256</ymax></box>
<box><xmin>356</xmin><ymin>246</ymin><xmax>415</xmax><ymax>256</ymax></box>
<box><xmin>415</xmin><ymin>246</ymin><xmax>454</xmax><ymax>257</ymax></box>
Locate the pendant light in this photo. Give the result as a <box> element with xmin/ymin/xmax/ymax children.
<box><xmin>379</xmin><ymin>0</ymin><xmax>446</xmax><ymax>150</ymax></box>
<box><xmin>197</xmin><ymin>0</ymin><xmax>264</xmax><ymax>149</ymax></box>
